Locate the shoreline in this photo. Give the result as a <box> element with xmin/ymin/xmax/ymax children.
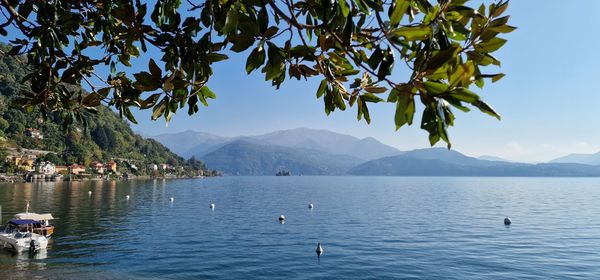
<box><xmin>0</xmin><ymin>173</ymin><xmax>217</xmax><ymax>183</ymax></box>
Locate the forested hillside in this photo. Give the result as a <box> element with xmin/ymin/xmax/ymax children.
<box><xmin>0</xmin><ymin>50</ymin><xmax>212</xmax><ymax>176</ymax></box>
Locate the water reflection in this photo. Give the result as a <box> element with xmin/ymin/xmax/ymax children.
<box><xmin>1</xmin><ymin>177</ymin><xmax>600</xmax><ymax>279</ymax></box>
<box><xmin>0</xmin><ymin>248</ymin><xmax>47</xmax><ymax>271</ymax></box>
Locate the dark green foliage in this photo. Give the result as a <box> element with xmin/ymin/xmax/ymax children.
<box><xmin>0</xmin><ymin>117</ymin><xmax>8</xmax><ymax>130</ymax></box>
<box><xmin>7</xmin><ymin>122</ymin><xmax>24</xmax><ymax>134</ymax></box>
<box><xmin>92</xmin><ymin>126</ymin><xmax>117</xmax><ymax>151</ymax></box>
<box><xmin>40</xmin><ymin>153</ymin><xmax>64</xmax><ymax>165</ymax></box>
<box><xmin>0</xmin><ymin>0</ymin><xmax>514</xmax><ymax>147</ymax></box>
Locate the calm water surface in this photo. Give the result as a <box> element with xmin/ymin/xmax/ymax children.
<box><xmin>1</xmin><ymin>176</ymin><xmax>600</xmax><ymax>279</ymax></box>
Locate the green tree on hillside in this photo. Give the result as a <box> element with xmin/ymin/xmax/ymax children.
<box><xmin>0</xmin><ymin>0</ymin><xmax>514</xmax><ymax>147</ymax></box>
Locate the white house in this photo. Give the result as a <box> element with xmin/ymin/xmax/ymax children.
<box><xmin>37</xmin><ymin>161</ymin><xmax>55</xmax><ymax>174</ymax></box>
<box><xmin>25</xmin><ymin>128</ymin><xmax>44</xmax><ymax>139</ymax></box>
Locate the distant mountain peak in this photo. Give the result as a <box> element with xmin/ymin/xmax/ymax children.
<box><xmin>150</xmin><ymin>127</ymin><xmax>401</xmax><ymax>161</ymax></box>
<box><xmin>550</xmin><ymin>151</ymin><xmax>600</xmax><ymax>165</ymax></box>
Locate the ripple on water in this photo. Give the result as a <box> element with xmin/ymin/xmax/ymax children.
<box><xmin>2</xmin><ymin>177</ymin><xmax>600</xmax><ymax>279</ymax></box>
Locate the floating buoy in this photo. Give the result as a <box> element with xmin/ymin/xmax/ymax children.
<box><xmin>308</xmin><ymin>203</ymin><xmax>314</xmax><ymax>209</ymax></box>
<box><xmin>88</xmin><ymin>191</ymin><xmax>92</xmax><ymax>196</ymax></box>
<box><xmin>504</xmin><ymin>216</ymin><xmax>512</xmax><ymax>225</ymax></box>
<box><xmin>278</xmin><ymin>215</ymin><xmax>285</xmax><ymax>222</ymax></box>
<box><xmin>170</xmin><ymin>197</ymin><xmax>174</xmax><ymax>202</ymax></box>
<box><xmin>210</xmin><ymin>203</ymin><xmax>215</xmax><ymax>209</ymax></box>
<box><xmin>316</xmin><ymin>243</ymin><xmax>323</xmax><ymax>257</ymax></box>
<box><xmin>125</xmin><ymin>195</ymin><xmax>130</xmax><ymax>200</ymax></box>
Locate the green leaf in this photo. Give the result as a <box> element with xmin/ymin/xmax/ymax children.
<box><xmin>421</xmin><ymin>107</ymin><xmax>441</xmax><ymax>146</ymax></box>
<box><xmin>263</xmin><ymin>26</ymin><xmax>279</xmax><ymax>38</ymax></box>
<box><xmin>449</xmin><ymin>88</ymin><xmax>479</xmax><ymax>103</ymax></box>
<box><xmin>442</xmin><ymin>96</ymin><xmax>471</xmax><ymax>112</ymax></box>
<box><xmin>489</xmin><ymin>24</ymin><xmax>517</xmax><ymax>33</ymax></box>
<box><xmin>449</xmin><ymin>61</ymin><xmax>475</xmax><ymax>87</ymax></box>
<box><xmin>467</xmin><ymin>51</ymin><xmax>497</xmax><ymax>66</ymax></box>
<box><xmin>134</xmin><ymin>71</ymin><xmax>161</xmax><ymax>91</ymax></box>
<box><xmin>423</xmin><ymin>81</ymin><xmax>449</xmax><ymax>95</ymax></box>
<box><xmin>395</xmin><ymin>93</ymin><xmax>415</xmax><ymax>130</ymax></box>
<box><xmin>149</xmin><ymin>59</ymin><xmax>162</xmax><ymax>78</ymax></box>
<box><xmin>124</xmin><ymin>107</ymin><xmax>138</xmax><ymax>124</ymax></box>
<box><xmin>205</xmin><ymin>53</ymin><xmax>228</xmax><ymax>63</ymax></box>
<box><xmin>479</xmin><ymin>73</ymin><xmax>506</xmax><ymax>83</ymax></box>
<box><xmin>82</xmin><ymin>93</ymin><xmax>102</xmax><ymax>107</ymax></box>
<box><xmin>390</xmin><ymin>0</ymin><xmax>410</xmax><ymax>26</ymax></box>
<box><xmin>476</xmin><ymin>37</ymin><xmax>507</xmax><ymax>53</ymax></box>
<box><xmin>363</xmin><ymin>86</ymin><xmax>387</xmax><ymax>94</ymax></box>
<box><xmin>246</xmin><ymin>47</ymin><xmax>266</xmax><ymax>74</ymax></box>
<box><xmin>359</xmin><ymin>99</ymin><xmax>371</xmax><ymax>123</ymax></box>
<box><xmin>393</xmin><ymin>26</ymin><xmax>432</xmax><ymax>41</ymax></box>
<box><xmin>140</xmin><ymin>93</ymin><xmax>161</xmax><ymax>109</ymax></box>
<box><xmin>258</xmin><ymin>8</ymin><xmax>268</xmax><ymax>33</ymax></box>
<box><xmin>356</xmin><ymin>0</ymin><xmax>371</xmax><ymax>15</ymax></box>
<box><xmin>119</xmin><ymin>54</ymin><xmax>132</xmax><ymax>67</ymax></box>
<box><xmin>473</xmin><ymin>100</ymin><xmax>501</xmax><ymax>120</ymax></box>
<box><xmin>334</xmin><ymin>88</ymin><xmax>346</xmax><ymax>110</ymax></box>
<box><xmin>339</xmin><ymin>0</ymin><xmax>350</xmax><ymax>17</ymax></box>
<box><xmin>367</xmin><ymin>47</ymin><xmax>383</xmax><ymax>69</ymax></box>
<box><xmin>360</xmin><ymin>93</ymin><xmax>383</xmax><ymax>103</ymax></box>
<box><xmin>491</xmin><ymin>1</ymin><xmax>509</xmax><ymax>18</ymax></box>
<box><xmin>199</xmin><ymin>85</ymin><xmax>216</xmax><ymax>100</ymax></box>
<box><xmin>222</xmin><ymin>6</ymin><xmax>239</xmax><ymax>34</ymax></box>
<box><xmin>231</xmin><ymin>35</ymin><xmax>255</xmax><ymax>53</ymax></box>
<box><xmin>425</xmin><ymin>46</ymin><xmax>460</xmax><ymax>74</ymax></box>
<box><xmin>316</xmin><ymin>79</ymin><xmax>328</xmax><ymax>98</ymax></box>
<box><xmin>151</xmin><ymin>98</ymin><xmax>168</xmax><ymax>120</ymax></box>
<box><xmin>491</xmin><ymin>73</ymin><xmax>505</xmax><ymax>83</ymax></box>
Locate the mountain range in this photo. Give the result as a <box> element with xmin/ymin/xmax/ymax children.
<box><xmin>549</xmin><ymin>152</ymin><xmax>600</xmax><ymax>165</ymax></box>
<box><xmin>151</xmin><ymin>128</ymin><xmax>600</xmax><ymax>176</ymax></box>
<box><xmin>151</xmin><ymin>128</ymin><xmax>401</xmax><ymax>161</ymax></box>
<box><xmin>348</xmin><ymin>148</ymin><xmax>600</xmax><ymax>177</ymax></box>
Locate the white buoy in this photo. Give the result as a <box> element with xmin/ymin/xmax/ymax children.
<box><xmin>126</xmin><ymin>195</ymin><xmax>130</xmax><ymax>200</ymax></box>
<box><xmin>210</xmin><ymin>203</ymin><xmax>215</xmax><ymax>209</ymax></box>
<box><xmin>316</xmin><ymin>243</ymin><xmax>323</xmax><ymax>257</ymax></box>
<box><xmin>88</xmin><ymin>191</ymin><xmax>92</xmax><ymax>196</ymax></box>
<box><xmin>308</xmin><ymin>203</ymin><xmax>314</xmax><ymax>209</ymax></box>
<box><xmin>504</xmin><ymin>216</ymin><xmax>512</xmax><ymax>225</ymax></box>
<box><xmin>278</xmin><ymin>215</ymin><xmax>286</xmax><ymax>222</ymax></box>
<box><xmin>170</xmin><ymin>197</ymin><xmax>174</xmax><ymax>202</ymax></box>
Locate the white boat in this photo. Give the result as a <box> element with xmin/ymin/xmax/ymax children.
<box><xmin>11</xmin><ymin>202</ymin><xmax>55</xmax><ymax>238</ymax></box>
<box><xmin>0</xmin><ymin>229</ymin><xmax>48</xmax><ymax>253</ymax></box>
<box><xmin>11</xmin><ymin>213</ymin><xmax>55</xmax><ymax>238</ymax></box>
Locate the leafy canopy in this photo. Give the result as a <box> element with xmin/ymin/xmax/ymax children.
<box><xmin>0</xmin><ymin>0</ymin><xmax>514</xmax><ymax>147</ymax></box>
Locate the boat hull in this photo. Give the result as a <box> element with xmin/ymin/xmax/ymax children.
<box><xmin>0</xmin><ymin>232</ymin><xmax>48</xmax><ymax>253</ymax></box>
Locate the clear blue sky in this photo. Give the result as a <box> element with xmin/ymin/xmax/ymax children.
<box><xmin>69</xmin><ymin>2</ymin><xmax>600</xmax><ymax>162</ymax></box>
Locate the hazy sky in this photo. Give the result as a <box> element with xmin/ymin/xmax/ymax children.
<box><xmin>76</xmin><ymin>2</ymin><xmax>600</xmax><ymax>162</ymax></box>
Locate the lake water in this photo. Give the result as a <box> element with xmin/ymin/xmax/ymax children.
<box><xmin>1</xmin><ymin>176</ymin><xmax>600</xmax><ymax>279</ymax></box>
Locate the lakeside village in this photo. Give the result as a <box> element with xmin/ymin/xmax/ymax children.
<box><xmin>0</xmin><ymin>128</ymin><xmax>218</xmax><ymax>182</ymax></box>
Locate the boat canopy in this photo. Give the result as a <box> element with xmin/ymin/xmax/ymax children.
<box><xmin>8</xmin><ymin>219</ymin><xmax>41</xmax><ymax>225</ymax></box>
<box><xmin>14</xmin><ymin>213</ymin><xmax>55</xmax><ymax>221</ymax></box>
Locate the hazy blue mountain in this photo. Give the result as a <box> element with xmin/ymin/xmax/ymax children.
<box><xmin>478</xmin><ymin>155</ymin><xmax>510</xmax><ymax>162</ymax></box>
<box><xmin>348</xmin><ymin>149</ymin><xmax>600</xmax><ymax>177</ymax></box>
<box><xmin>202</xmin><ymin>140</ymin><xmax>362</xmax><ymax>175</ymax></box>
<box><xmin>153</xmin><ymin>127</ymin><xmax>401</xmax><ymax>161</ymax></box>
<box><xmin>150</xmin><ymin>130</ymin><xmax>229</xmax><ymax>158</ymax></box>
<box><xmin>234</xmin><ymin>128</ymin><xmax>401</xmax><ymax>160</ymax></box>
<box><xmin>399</xmin><ymin>148</ymin><xmax>485</xmax><ymax>165</ymax></box>
<box><xmin>549</xmin><ymin>152</ymin><xmax>600</xmax><ymax>165</ymax></box>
